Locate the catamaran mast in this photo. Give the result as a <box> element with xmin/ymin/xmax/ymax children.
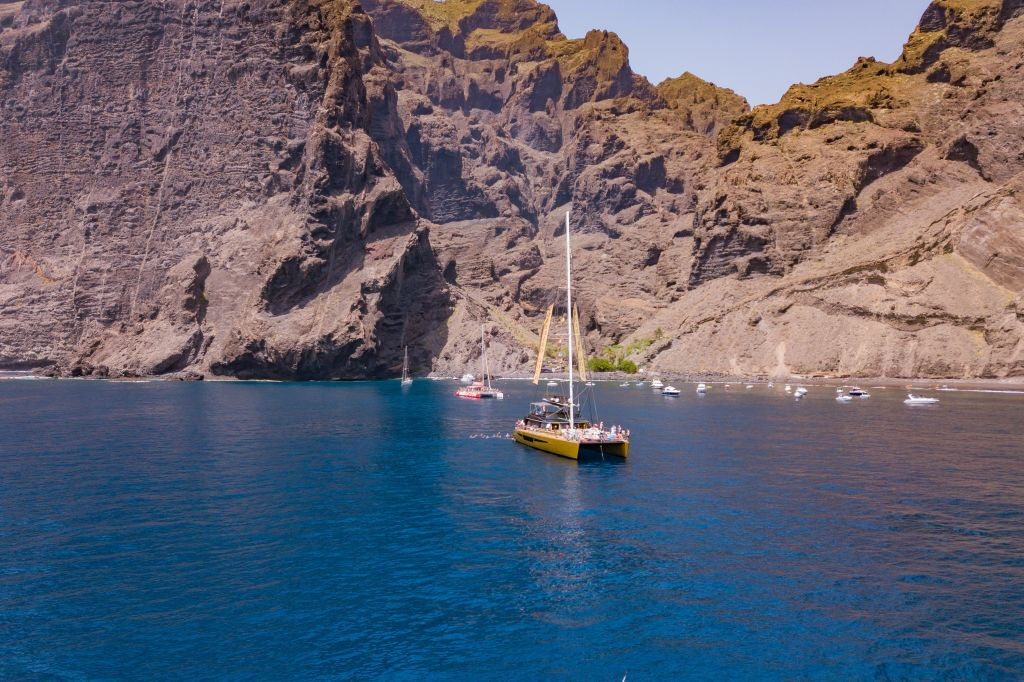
<box><xmin>565</xmin><ymin>210</ymin><xmax>574</xmax><ymax>432</ymax></box>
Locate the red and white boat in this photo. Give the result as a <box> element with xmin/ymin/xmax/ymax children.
<box><xmin>455</xmin><ymin>325</ymin><xmax>504</xmax><ymax>400</ymax></box>
<box><xmin>456</xmin><ymin>381</ymin><xmax>503</xmax><ymax>400</ymax></box>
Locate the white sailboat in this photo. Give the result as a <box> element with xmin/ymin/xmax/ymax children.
<box><xmin>401</xmin><ymin>346</ymin><xmax>413</xmax><ymax>386</ymax></box>
<box><xmin>456</xmin><ymin>326</ymin><xmax>503</xmax><ymax>399</ymax></box>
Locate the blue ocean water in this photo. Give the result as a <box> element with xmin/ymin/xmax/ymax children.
<box><xmin>1</xmin><ymin>378</ymin><xmax>1023</xmax><ymax>680</ymax></box>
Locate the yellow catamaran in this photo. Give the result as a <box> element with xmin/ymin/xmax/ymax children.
<box><xmin>513</xmin><ymin>210</ymin><xmax>630</xmax><ymax>460</ymax></box>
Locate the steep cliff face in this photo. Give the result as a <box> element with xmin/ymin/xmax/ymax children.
<box><xmin>357</xmin><ymin>0</ymin><xmax>750</xmax><ymax>374</ymax></box>
<box><xmin>0</xmin><ymin>0</ymin><xmax>450</xmax><ymax>379</ymax></box>
<box><xmin>0</xmin><ymin>0</ymin><xmax>1021</xmax><ymax>380</ymax></box>
<box><xmin>651</xmin><ymin>0</ymin><xmax>1024</xmax><ymax>379</ymax></box>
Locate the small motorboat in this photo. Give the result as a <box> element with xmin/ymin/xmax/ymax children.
<box><xmin>460</xmin><ymin>373</ymin><xmax>475</xmax><ymax>383</ymax></box>
<box><xmin>794</xmin><ymin>387</ymin><xmax>808</xmax><ymax>397</ymax></box>
<box><xmin>746</xmin><ymin>384</ymin><xmax>754</xmax><ymax>390</ymax></box>
<box><xmin>848</xmin><ymin>388</ymin><xmax>869</xmax><ymax>397</ymax></box>
<box><xmin>784</xmin><ymin>384</ymin><xmax>792</xmax><ymax>393</ymax></box>
<box><xmin>547</xmin><ymin>380</ymin><xmax>559</xmax><ymax>387</ymax></box>
<box><xmin>905</xmin><ymin>394</ymin><xmax>939</xmax><ymax>405</ymax></box>
<box><xmin>585</xmin><ymin>381</ymin><xmax>596</xmax><ymax>387</ymax></box>
<box><xmin>836</xmin><ymin>394</ymin><xmax>853</xmax><ymax>402</ymax></box>
<box><xmin>662</xmin><ymin>386</ymin><xmax>681</xmax><ymax>396</ymax></box>
<box><xmin>651</xmin><ymin>379</ymin><xmax>664</xmax><ymax>389</ymax></box>
<box><xmin>619</xmin><ymin>382</ymin><xmax>630</xmax><ymax>387</ymax></box>
<box><xmin>696</xmin><ymin>383</ymin><xmax>708</xmax><ymax>394</ymax></box>
<box><xmin>635</xmin><ymin>382</ymin><xmax>646</xmax><ymax>387</ymax></box>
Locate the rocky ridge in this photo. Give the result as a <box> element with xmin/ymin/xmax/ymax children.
<box><xmin>0</xmin><ymin>0</ymin><xmax>1021</xmax><ymax>380</ymax></box>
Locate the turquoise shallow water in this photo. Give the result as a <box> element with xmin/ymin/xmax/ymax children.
<box><xmin>1</xmin><ymin>378</ymin><xmax>1023</xmax><ymax>679</ymax></box>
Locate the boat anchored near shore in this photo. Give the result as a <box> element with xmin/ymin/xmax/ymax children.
<box><xmin>455</xmin><ymin>326</ymin><xmax>503</xmax><ymax>400</ymax></box>
<box><xmin>512</xmin><ymin>209</ymin><xmax>630</xmax><ymax>461</ymax></box>
<box><xmin>401</xmin><ymin>347</ymin><xmax>413</xmax><ymax>387</ymax></box>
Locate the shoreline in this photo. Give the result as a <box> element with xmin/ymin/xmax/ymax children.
<box><xmin>3</xmin><ymin>369</ymin><xmax>1024</xmax><ymax>392</ymax></box>
<box><xmin>485</xmin><ymin>372</ymin><xmax>1024</xmax><ymax>391</ymax></box>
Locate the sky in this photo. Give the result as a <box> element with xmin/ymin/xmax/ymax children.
<box><xmin>544</xmin><ymin>0</ymin><xmax>933</xmax><ymax>105</ymax></box>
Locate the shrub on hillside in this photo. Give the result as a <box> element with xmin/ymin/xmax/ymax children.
<box><xmin>588</xmin><ymin>357</ymin><xmax>615</xmax><ymax>373</ymax></box>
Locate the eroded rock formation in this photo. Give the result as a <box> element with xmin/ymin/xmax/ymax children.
<box><xmin>0</xmin><ymin>0</ymin><xmax>1021</xmax><ymax>379</ymax></box>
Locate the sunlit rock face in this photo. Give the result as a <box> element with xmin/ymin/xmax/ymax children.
<box><xmin>1</xmin><ymin>0</ymin><xmax>1021</xmax><ymax>379</ymax></box>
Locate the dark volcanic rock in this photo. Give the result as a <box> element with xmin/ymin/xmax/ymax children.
<box><xmin>0</xmin><ymin>0</ymin><xmax>1021</xmax><ymax>380</ymax></box>
<box><xmin>0</xmin><ymin>0</ymin><xmax>450</xmax><ymax>379</ymax></box>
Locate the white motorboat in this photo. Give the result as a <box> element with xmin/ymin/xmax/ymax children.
<box><xmin>662</xmin><ymin>386</ymin><xmax>681</xmax><ymax>396</ymax></box>
<box><xmin>619</xmin><ymin>382</ymin><xmax>630</xmax><ymax>387</ymax></box>
<box><xmin>696</xmin><ymin>383</ymin><xmax>708</xmax><ymax>394</ymax></box>
<box><xmin>836</xmin><ymin>394</ymin><xmax>853</xmax><ymax>402</ymax></box>
<box><xmin>651</xmin><ymin>379</ymin><xmax>664</xmax><ymax>389</ymax></box>
<box><xmin>784</xmin><ymin>384</ymin><xmax>792</xmax><ymax>392</ymax></box>
<box><xmin>635</xmin><ymin>382</ymin><xmax>646</xmax><ymax>387</ymax></box>
<box><xmin>547</xmin><ymin>380</ymin><xmax>559</xmax><ymax>387</ymax></box>
<box><xmin>848</xmin><ymin>388</ymin><xmax>869</xmax><ymax>397</ymax></box>
<box><xmin>794</xmin><ymin>387</ymin><xmax>808</xmax><ymax>396</ymax></box>
<box><xmin>461</xmin><ymin>373</ymin><xmax>475</xmax><ymax>383</ymax></box>
<box><xmin>585</xmin><ymin>381</ymin><xmax>596</xmax><ymax>387</ymax></box>
<box><xmin>746</xmin><ymin>384</ymin><xmax>754</xmax><ymax>390</ymax></box>
<box><xmin>905</xmin><ymin>394</ymin><xmax>939</xmax><ymax>405</ymax></box>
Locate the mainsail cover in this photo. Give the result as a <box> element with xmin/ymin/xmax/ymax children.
<box><xmin>573</xmin><ymin>305</ymin><xmax>588</xmax><ymax>382</ymax></box>
<box><xmin>532</xmin><ymin>305</ymin><xmax>554</xmax><ymax>385</ymax></box>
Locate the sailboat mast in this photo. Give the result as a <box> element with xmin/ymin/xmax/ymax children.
<box><xmin>565</xmin><ymin>210</ymin><xmax>574</xmax><ymax>431</ymax></box>
<box><xmin>480</xmin><ymin>324</ymin><xmax>489</xmax><ymax>389</ymax></box>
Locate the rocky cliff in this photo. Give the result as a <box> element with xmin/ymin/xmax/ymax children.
<box><xmin>0</xmin><ymin>0</ymin><xmax>1021</xmax><ymax>380</ymax></box>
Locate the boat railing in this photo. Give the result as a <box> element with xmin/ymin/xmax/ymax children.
<box><xmin>518</xmin><ymin>421</ymin><xmax>628</xmax><ymax>443</ymax></box>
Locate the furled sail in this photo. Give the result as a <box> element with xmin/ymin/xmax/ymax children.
<box><xmin>573</xmin><ymin>305</ymin><xmax>588</xmax><ymax>382</ymax></box>
<box><xmin>532</xmin><ymin>305</ymin><xmax>554</xmax><ymax>385</ymax></box>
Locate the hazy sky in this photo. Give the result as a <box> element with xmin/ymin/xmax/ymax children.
<box><xmin>544</xmin><ymin>0</ymin><xmax>932</xmax><ymax>105</ymax></box>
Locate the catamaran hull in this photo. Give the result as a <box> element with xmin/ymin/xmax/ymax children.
<box><xmin>455</xmin><ymin>391</ymin><xmax>504</xmax><ymax>400</ymax></box>
<box><xmin>513</xmin><ymin>429</ymin><xmax>628</xmax><ymax>460</ymax></box>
